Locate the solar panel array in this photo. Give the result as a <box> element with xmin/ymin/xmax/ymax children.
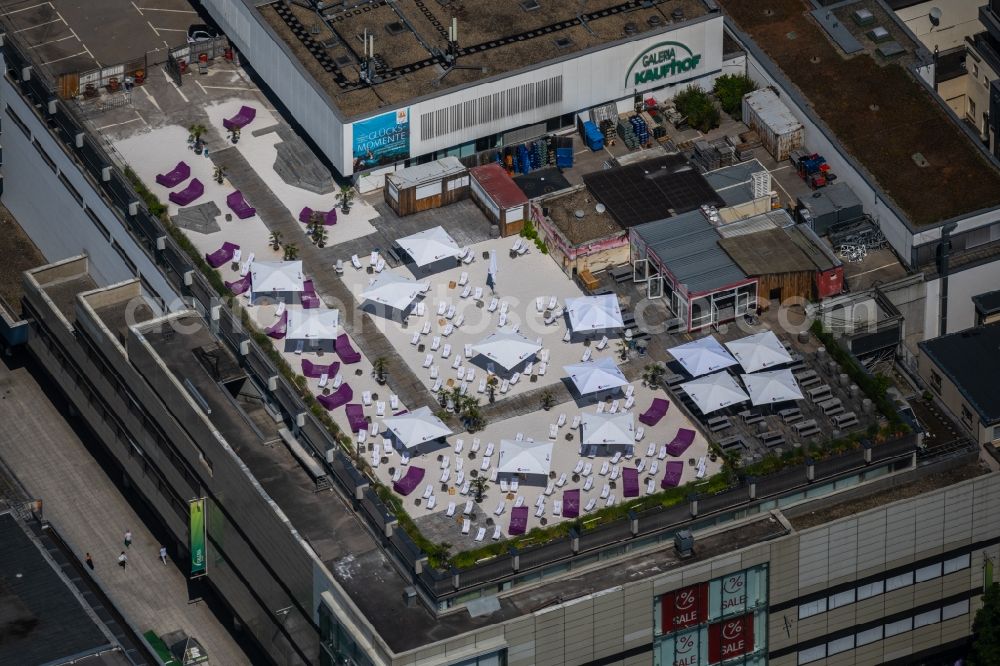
<box><xmin>583</xmin><ymin>156</ymin><xmax>724</xmax><ymax>228</ymax></box>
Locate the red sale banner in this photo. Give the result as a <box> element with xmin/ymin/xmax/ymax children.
<box><xmin>661</xmin><ymin>583</ymin><xmax>709</xmax><ymax>633</ymax></box>
<box><xmin>708</xmin><ymin>613</ymin><xmax>755</xmax><ymax>663</ymax></box>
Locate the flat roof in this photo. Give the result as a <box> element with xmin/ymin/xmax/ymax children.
<box><xmin>633</xmin><ymin>209</ymin><xmax>748</xmax><ymax>294</ymax></box>
<box><xmin>584</xmin><ymin>155</ymin><xmax>725</xmax><ymax>229</ymax></box>
<box><xmin>260</xmin><ymin>0</ymin><xmax>712</xmax><ymax>119</ymax></box>
<box><xmin>0</xmin><ymin>513</ymin><xmax>116</xmax><ymax>665</ymax></box>
<box><xmin>702</xmin><ymin>159</ymin><xmax>770</xmax><ymax>207</ymax></box>
<box><xmin>545</xmin><ymin>187</ymin><xmax>624</xmax><ymax>246</ymax></box>
<box><xmin>719</xmin><ymin>0</ymin><xmax>1000</xmax><ymax>227</ymax></box>
<box><xmin>919</xmin><ymin>323</ymin><xmax>1000</xmax><ymax>425</ymax></box>
<box><xmin>387</xmin><ymin>157</ymin><xmax>465</xmax><ymax>188</ymax></box>
<box><xmin>718</xmin><ymin>227</ymin><xmax>818</xmax><ymax>275</ymax></box>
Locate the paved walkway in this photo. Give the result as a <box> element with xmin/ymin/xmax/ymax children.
<box><xmin>211</xmin><ymin>145</ymin><xmax>437</xmax><ymax>411</ymax></box>
<box><xmin>0</xmin><ymin>359</ymin><xmax>249</xmax><ymax>665</ymax></box>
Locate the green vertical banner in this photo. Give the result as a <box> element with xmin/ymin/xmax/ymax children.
<box><xmin>189</xmin><ymin>498</ymin><xmax>207</xmax><ymax>576</ymax></box>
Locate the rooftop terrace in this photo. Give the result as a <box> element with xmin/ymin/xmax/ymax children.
<box><xmin>719</xmin><ymin>0</ymin><xmax>1000</xmax><ymax>227</ymax></box>
<box><xmin>260</xmin><ymin>0</ymin><xmax>711</xmax><ymax>119</ymax></box>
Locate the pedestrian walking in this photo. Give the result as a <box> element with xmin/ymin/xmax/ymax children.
<box><xmin>159</xmin><ymin>546</ymin><xmax>168</xmax><ymax>565</ymax></box>
<box><xmin>85</xmin><ymin>553</ymin><xmax>94</xmax><ymax>570</ymax></box>
<box><xmin>118</xmin><ymin>551</ymin><xmax>128</xmax><ymax>570</ymax></box>
<box><xmin>124</xmin><ymin>529</ymin><xmax>132</xmax><ymax>548</ymax></box>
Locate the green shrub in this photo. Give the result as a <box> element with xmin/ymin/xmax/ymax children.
<box><xmin>673</xmin><ymin>85</ymin><xmax>720</xmax><ymax>132</ymax></box>
<box><xmin>712</xmin><ymin>74</ymin><xmax>758</xmax><ymax>119</ymax></box>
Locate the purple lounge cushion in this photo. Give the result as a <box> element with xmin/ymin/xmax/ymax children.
<box><xmin>345</xmin><ymin>403</ymin><xmax>367</xmax><ymax>432</ymax></box>
<box><xmin>562</xmin><ymin>489</ymin><xmax>580</xmax><ymax>518</ymax></box>
<box><xmin>225</xmin><ymin>275</ymin><xmax>251</xmax><ymax>295</ymax></box>
<box><xmin>661</xmin><ymin>461</ymin><xmax>684</xmax><ymax>489</ymax></box>
<box><xmin>393</xmin><ymin>466</ymin><xmax>425</xmax><ymax>495</ymax></box>
<box><xmin>266</xmin><ymin>311</ymin><xmax>287</xmax><ymax>339</ymax></box>
<box><xmin>508</xmin><ymin>506</ymin><xmax>529</xmax><ymax>536</ymax></box>
<box><xmin>639</xmin><ymin>398</ymin><xmax>670</xmax><ymax>426</ymax></box>
<box><xmin>223</xmin><ymin>105</ymin><xmax>257</xmax><ymax>130</ymax></box>
<box><xmin>206</xmin><ymin>241</ymin><xmax>239</xmax><ymax>268</ymax></box>
<box><xmin>169</xmin><ymin>178</ymin><xmax>204</xmax><ymax>206</ymax></box>
<box><xmin>666</xmin><ymin>428</ymin><xmax>695</xmax><ymax>457</ymax></box>
<box><xmin>318</xmin><ymin>384</ymin><xmax>352</xmax><ymax>411</ymax></box>
<box><xmin>622</xmin><ymin>467</ymin><xmax>639</xmax><ymax>497</ymax></box>
<box><xmin>335</xmin><ymin>333</ymin><xmax>361</xmax><ymax>364</ymax></box>
<box><xmin>226</xmin><ymin>190</ymin><xmax>256</xmax><ymax>219</ymax></box>
<box><xmin>155</xmin><ymin>161</ymin><xmax>190</xmax><ymax>188</ymax></box>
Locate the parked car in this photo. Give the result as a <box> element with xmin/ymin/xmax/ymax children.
<box><xmin>187</xmin><ymin>24</ymin><xmax>220</xmax><ymax>44</ymax></box>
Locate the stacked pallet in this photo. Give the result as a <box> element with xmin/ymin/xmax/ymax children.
<box><xmin>618</xmin><ymin>117</ymin><xmax>639</xmax><ymax>149</ymax></box>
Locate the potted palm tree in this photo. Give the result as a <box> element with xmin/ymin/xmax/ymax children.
<box><xmin>188</xmin><ymin>123</ymin><xmax>207</xmax><ymax>152</ymax></box>
<box><xmin>372</xmin><ymin>357</ymin><xmax>388</xmax><ymax>385</ymax></box>
<box><xmin>470</xmin><ymin>477</ymin><xmax>489</xmax><ymax>503</ymax></box>
<box><xmin>642</xmin><ymin>362</ymin><xmax>665</xmax><ymax>389</ymax></box>
<box><xmin>283</xmin><ymin>243</ymin><xmax>299</xmax><ymax>261</ymax></box>
<box><xmin>269</xmin><ymin>231</ymin><xmax>283</xmax><ymax>251</ymax></box>
<box><xmin>336</xmin><ymin>184</ymin><xmax>355</xmax><ymax>214</ymax></box>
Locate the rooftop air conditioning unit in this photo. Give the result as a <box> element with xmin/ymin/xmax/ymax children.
<box><xmin>674</xmin><ymin>529</ymin><xmax>694</xmax><ymax>558</ymax></box>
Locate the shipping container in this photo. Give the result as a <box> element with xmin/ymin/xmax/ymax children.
<box><xmin>468</xmin><ymin>164</ymin><xmax>530</xmax><ymax>237</ymax></box>
<box><xmin>383</xmin><ymin>157</ymin><xmax>469</xmax><ymax>216</ymax></box>
<box><xmin>741</xmin><ymin>89</ymin><xmax>804</xmax><ymax>161</ymax></box>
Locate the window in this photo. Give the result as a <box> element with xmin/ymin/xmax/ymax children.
<box><xmin>970</xmin><ymin>99</ymin><xmax>977</xmax><ymax>118</ymax></box>
<box><xmin>916</xmin><ymin>562</ymin><xmax>943</xmax><ymax>582</ymax></box>
<box><xmin>799</xmin><ymin>597</ymin><xmax>827</xmax><ymax>619</ymax></box>
<box><xmin>798</xmin><ymin>645</ymin><xmax>826</xmax><ymax>664</ymax></box>
<box><xmin>32</xmin><ymin>138</ymin><xmax>56</xmax><ymax>172</ymax></box>
<box><xmin>827</xmin><ymin>635</ymin><xmax>854</xmax><ymax>656</ymax></box>
<box><xmin>885</xmin><ymin>571</ymin><xmax>914</xmax><ymax>592</ymax></box>
<box><xmin>914</xmin><ymin>608</ymin><xmax>941</xmax><ymax>628</ymax></box>
<box><xmin>973</xmin><ymin>63</ymin><xmax>980</xmax><ymax>78</ymax></box>
<box><xmin>929</xmin><ymin>370</ymin><xmax>942</xmax><ymax>393</ymax></box>
<box><xmin>829</xmin><ymin>589</ymin><xmax>856</xmax><ymax>609</ymax></box>
<box><xmin>942</xmin><ymin>599</ymin><xmax>970</xmax><ymax>620</ymax></box>
<box><xmin>961</xmin><ymin>404</ymin><xmax>974</xmax><ymax>427</ymax></box>
<box><xmin>944</xmin><ymin>553</ymin><xmax>970</xmax><ymax>576</ymax></box>
<box><xmin>884</xmin><ymin>617</ymin><xmax>912</xmax><ymax>637</ymax></box>
<box><xmin>857</xmin><ymin>580</ymin><xmax>884</xmax><ymax>601</ymax></box>
<box><xmin>5</xmin><ymin>105</ymin><xmax>30</xmax><ymax>137</ymax></box>
<box><xmin>856</xmin><ymin>625</ymin><xmax>883</xmax><ymax>646</ymax></box>
<box><xmin>59</xmin><ymin>172</ymin><xmax>83</xmax><ymax>204</ymax></box>
<box><xmin>85</xmin><ymin>206</ymin><xmax>110</xmax><ymax>240</ymax></box>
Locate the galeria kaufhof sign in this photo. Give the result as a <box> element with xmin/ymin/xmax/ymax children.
<box><xmin>626</xmin><ymin>41</ymin><xmax>702</xmax><ymax>87</ymax></box>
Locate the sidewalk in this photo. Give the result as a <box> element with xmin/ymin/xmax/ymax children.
<box><xmin>0</xmin><ymin>358</ymin><xmax>250</xmax><ymax>665</ymax></box>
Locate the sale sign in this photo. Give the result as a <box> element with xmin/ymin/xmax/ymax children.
<box><xmin>661</xmin><ymin>583</ymin><xmax>708</xmax><ymax>633</ymax></box>
<box><xmin>672</xmin><ymin>627</ymin><xmax>701</xmax><ymax>666</ymax></box>
<box><xmin>720</xmin><ymin>571</ymin><xmax>747</xmax><ymax>615</ymax></box>
<box><xmin>708</xmin><ymin>613</ymin><xmax>755</xmax><ymax>663</ymax></box>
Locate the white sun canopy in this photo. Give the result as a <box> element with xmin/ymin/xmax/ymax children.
<box><xmin>286</xmin><ymin>309</ymin><xmax>339</xmax><ymax>340</ymax></box>
<box><xmin>396</xmin><ymin>226</ymin><xmax>463</xmax><ymax>266</ymax></box>
<box><xmin>361</xmin><ymin>272</ymin><xmax>428</xmax><ymax>311</ymax></box>
<box><xmin>563</xmin><ymin>357</ymin><xmax>629</xmax><ymax>395</ymax></box>
<box><xmin>497</xmin><ymin>439</ymin><xmax>553</xmax><ymax>476</ymax></box>
<box><xmin>668</xmin><ymin>336</ymin><xmax>739</xmax><ymax>377</ymax></box>
<box><xmin>250</xmin><ymin>260</ymin><xmax>304</xmax><ymax>294</ymax></box>
<box><xmin>680</xmin><ymin>371</ymin><xmax>750</xmax><ymax>414</ymax></box>
<box><xmin>565</xmin><ymin>294</ymin><xmax>624</xmax><ymax>332</ymax></box>
<box><xmin>381</xmin><ymin>406</ymin><xmax>452</xmax><ymax>450</ymax></box>
<box><xmin>471</xmin><ymin>330</ymin><xmax>542</xmax><ymax>370</ymax></box>
<box><xmin>579</xmin><ymin>412</ymin><xmax>636</xmax><ymax>446</ymax></box>
<box><xmin>725</xmin><ymin>330</ymin><xmax>793</xmax><ymax>373</ymax></box>
<box><xmin>741</xmin><ymin>369</ymin><xmax>804</xmax><ymax>406</ymax></box>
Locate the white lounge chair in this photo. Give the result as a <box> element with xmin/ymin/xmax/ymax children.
<box><xmin>446</xmin><ymin>501</ymin><xmax>456</xmax><ymax>517</ymax></box>
<box><xmin>535</xmin><ymin>504</ymin><xmax>545</xmax><ymax>518</ymax></box>
<box><xmin>610</xmin><ymin>465</ymin><xmax>620</xmax><ymax>481</ymax></box>
<box><xmin>473</xmin><ymin>287</ymin><xmax>483</xmax><ymax>300</ymax></box>
<box><xmin>649</xmin><ymin>461</ymin><xmax>659</xmax><ymax>476</ymax></box>
<box><xmin>410</xmin><ymin>331</ymin><xmax>420</xmax><ymax>345</ymax></box>
<box><xmin>500</xmin><ymin>379</ymin><xmax>510</xmax><ymax>393</ymax></box>
<box><xmin>510</xmin><ymin>372</ymin><xmax>520</xmax><ymax>385</ymax></box>
<box><xmin>456</xmin><ymin>367</ymin><xmax>466</xmax><ymax>381</ymax></box>
<box><xmin>475</xmin><ymin>527</ymin><xmax>486</xmax><ymax>542</ymax></box>
<box><xmin>441</xmin><ymin>344</ymin><xmax>452</xmax><ymax>359</ymax></box>
<box><xmin>431</xmin><ymin>378</ymin><xmax>442</xmax><ymax>392</ymax></box>
<box><xmin>547</xmin><ymin>296</ymin><xmax>557</xmax><ymax>310</ymax></box>
<box><xmin>351</xmin><ymin>254</ymin><xmax>362</xmax><ymax>270</ymax></box>
<box><xmin>511</xmin><ymin>238</ymin><xmax>522</xmax><ymax>254</ymax></box>
<box><xmin>374</xmin><ymin>257</ymin><xmax>385</xmax><ymax>273</ymax></box>
<box><xmin>463</xmin><ymin>500</ymin><xmax>473</xmax><ymax>515</ymax></box>
<box><xmin>553</xmin><ymin>500</ymin><xmax>562</xmax><ymax>516</ymax></box>
<box><xmin>318</xmin><ymin>373</ymin><xmax>329</xmax><ymax>389</ymax></box>
<box><xmin>492</xmin><ymin>526</ymin><xmax>502</xmax><ymax>540</ymax></box>
<box><xmin>596</xmin><ymin>401</ymin><xmax>606</xmax><ymax>414</ymax></box>
<box><xmin>481</xmin><ymin>456</ymin><xmax>491</xmax><ymax>470</ymax></box>
<box><xmin>460</xmin><ymin>481</ymin><xmax>470</xmax><ymax>495</ymax></box>
<box><xmin>599</xmin><ymin>461</ymin><xmax>610</xmax><ymax>475</ymax></box>
<box><xmin>556</xmin><ymin>472</ymin><xmax>568</xmax><ymax>487</ymax></box>
<box><xmin>458</xmin><ymin>271</ymin><xmax>469</xmax><ymax>286</ymax></box>
<box><xmin>490</xmin><ymin>467</ymin><xmax>498</xmax><ymax>482</ymax></box>
<box><xmin>623</xmin><ymin>396</ymin><xmax>635</xmax><ymax>411</ymax></box>
<box><xmin>500</xmin><ymin>301</ymin><xmax>509</xmax><ymax>315</ymax></box>
<box><xmin>497</xmin><ymin>312</ymin><xmax>507</xmax><ymax>327</ymax></box>
<box><xmin>391</xmin><ymin>468</ymin><xmax>401</xmax><ymax>482</ymax></box>
<box><xmin>454</xmin><ymin>438</ymin><xmax>464</xmax><ymax>454</ymax></box>
<box><xmin>426</xmin><ymin>495</ymin><xmax>437</xmax><ymax>510</ymax></box>
<box><xmin>332</xmin><ymin>373</ymin><xmax>343</xmax><ymax>389</ymax></box>
<box><xmin>646</xmin><ymin>478</ymin><xmax>656</xmax><ymax>495</ymax></box>
<box><xmin>544</xmin><ymin>482</ymin><xmax>555</xmax><ymax>496</ymax></box>
<box><xmin>524</xmin><ymin>362</ymin><xmax>533</xmax><ymax>376</ymax></box>
<box><xmin>487</xmin><ymin>297</ymin><xmax>499</xmax><ymax>312</ymax></box>
<box><xmin>445</xmin><ymin>305</ymin><xmax>456</xmax><ymax>320</ymax></box>
<box><xmin>462</xmin><ymin>518</ymin><xmax>471</xmax><ymax>534</ymax></box>
<box><xmin>422</xmin><ymin>354</ymin><xmax>433</xmax><ymax>368</ymax></box>
<box><xmin>563</xmin><ymin>330</ymin><xmax>571</xmax><ymax>343</ymax></box>
<box><xmin>636</xmin><ymin>459</ymin><xmax>645</xmax><ymax>473</ymax></box>
<box><xmin>609</xmin><ymin>399</ymin><xmax>620</xmax><ymax>414</ymax></box>
<box><xmin>401</xmin><ymin>452</ymin><xmax>410</xmax><ymax>466</ymax></box>
<box><xmin>549</xmin><ymin>424</ymin><xmax>558</xmax><ymax>439</ymax></box>
<box><xmin>478</xmin><ymin>379</ymin><xmax>486</xmax><ymax>393</ymax></box>
<box><xmin>658</xmin><ymin>445</ymin><xmax>668</xmax><ymax>460</ymax></box>
<box><xmin>471</xmin><ymin>438</ymin><xmax>480</xmax><ymax>452</ymax></box>
<box><xmin>420</xmin><ymin>321</ymin><xmax>431</xmax><ymax>335</ymax></box>
<box><xmin>429</xmin><ymin>366</ymin><xmax>439</xmax><ymax>381</ymax></box>
<box><xmin>582</xmin><ymin>462</ymin><xmax>593</xmax><ymax>476</ymax></box>
<box><xmin>536</xmin><ymin>297</ymin><xmax>545</xmax><ymax>312</ymax></box>
<box><xmin>376</xmin><ymin>401</ymin><xmax>385</xmax><ymax>417</ymax></box>
<box><xmin>461</xmin><ymin>284</ymin><xmax>472</xmax><ymax>299</ymax></box>
<box><xmin>646</xmin><ymin>442</ymin><xmax>656</xmax><ymax>458</ymax></box>
<box><xmin>437</xmin><ymin>301</ymin><xmax>448</xmax><ymax>316</ymax></box>
<box><xmin>625</xmin><ymin>385</ymin><xmax>635</xmax><ymax>398</ymax></box>
<box><xmin>635</xmin><ymin>427</ymin><xmax>645</xmax><ymax>441</ymax></box>
<box><xmin>240</xmin><ymin>252</ymin><xmax>255</xmax><ymax>276</ymax></box>
<box><xmin>605</xmin><ymin>494</ymin><xmax>616</xmax><ymax>507</ymax></box>
<box><xmin>514</xmin><ymin>496</ymin><xmax>524</xmax><ymax>508</ymax></box>
<box><xmin>485</xmin><ymin>442</ymin><xmax>495</xmax><ymax>456</ymax></box>
<box><xmin>454</xmin><ymin>314</ymin><xmax>464</xmax><ymax>328</ymax></box>
<box><xmin>442</xmin><ymin>323</ymin><xmax>454</xmax><ymax>337</ymax></box>
<box><xmin>500</xmin><ymin>479</ymin><xmax>509</xmax><ymax>493</ymax></box>
<box><xmin>440</xmin><ymin>469</ymin><xmax>450</xmax><ymax>484</ymax></box>
<box><xmin>422</xmin><ymin>484</ymin><xmax>433</xmax><ymax>499</ymax></box>
<box><xmin>511</xmin><ymin>479</ymin><xmax>519</xmax><ymax>492</ymax></box>
<box><xmin>571</xmin><ymin>415</ymin><xmax>581</xmax><ymax>429</ymax></box>
<box><xmin>362</xmin><ymin>391</ymin><xmax>372</xmax><ymax>407</ymax></box>
<box><xmin>573</xmin><ymin>459</ymin><xmax>584</xmax><ymax>474</ymax></box>
<box><xmin>596</xmin><ymin>335</ymin><xmax>608</xmax><ymax>350</ymax></box>
<box><xmin>369</xmin><ymin>250</ymin><xmax>379</xmax><ymax>266</ymax></box>
<box><xmin>494</xmin><ymin>502</ymin><xmax>505</xmax><ymax>516</ymax></box>
<box><xmin>451</xmin><ymin>356</ymin><xmax>462</xmax><ymax>370</ymax></box>
<box><xmin>441</xmin><ymin>455</ymin><xmax>450</xmax><ymax>469</ymax></box>
<box><xmin>466</xmin><ymin>369</ymin><xmax>475</xmax><ymax>384</ymax></box>
<box><xmin>611</xmin><ymin>451</ymin><xmax>622</xmax><ymax>464</ymax></box>
<box><xmin>585</xmin><ymin>498</ymin><xmax>597</xmax><ymax>512</ymax></box>
<box><xmin>581</xmin><ymin>347</ymin><xmax>592</xmax><ymax>362</ymax></box>
<box><xmin>334</xmin><ymin>258</ymin><xmax>344</xmax><ymax>274</ymax></box>
<box><xmin>537</xmin><ymin>362</ymin><xmax>547</xmax><ymax>376</ymax></box>
<box><xmin>416</xmin><ymin>303</ymin><xmax>427</xmax><ymax>317</ymax></box>
<box><xmin>600</xmin><ymin>484</ymin><xmax>610</xmax><ymax>499</ymax></box>
<box><xmin>274</xmin><ymin>300</ymin><xmax>286</xmax><ymax>319</ymax></box>
<box><xmin>515</xmin><ymin>432</ymin><xmax>524</xmax><ymax>441</ymax></box>
<box><xmin>390</xmin><ymin>394</ymin><xmax>399</xmax><ymax>410</ymax></box>
<box><xmin>583</xmin><ymin>476</ymin><xmax>593</xmax><ymax>491</ymax></box>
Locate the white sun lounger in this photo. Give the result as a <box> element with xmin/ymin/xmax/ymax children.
<box><xmin>451</xmin><ymin>356</ymin><xmax>462</xmax><ymax>370</ymax></box>
<box><xmin>500</xmin><ymin>379</ymin><xmax>510</xmax><ymax>393</ymax></box>
<box><xmin>440</xmin><ymin>469</ymin><xmax>450</xmax><ymax>483</ymax></box>
<box><xmin>390</xmin><ymin>394</ymin><xmax>399</xmax><ymax>409</ymax></box>
<box><xmin>581</xmin><ymin>347</ymin><xmax>592</xmax><ymax>362</ymax></box>
<box><xmin>458</xmin><ymin>271</ymin><xmax>469</xmax><ymax>286</ymax></box>
<box><xmin>600</xmin><ymin>484</ymin><xmax>610</xmax><ymax>499</ymax></box>
<box><xmin>582</xmin><ymin>462</ymin><xmax>593</xmax><ymax>476</ymax></box>
<box><xmin>481</xmin><ymin>456</ymin><xmax>491</xmax><ymax>470</ymax></box>
<box><xmin>606</xmin><ymin>494</ymin><xmax>616</xmax><ymax>507</ymax></box>
<box><xmin>583</xmin><ymin>476</ymin><xmax>593</xmax><ymax>491</ymax></box>
<box><xmin>500</xmin><ymin>479</ymin><xmax>509</xmax><ymax>493</ymax></box>
<box><xmin>485</xmin><ymin>442</ymin><xmax>495</xmax><ymax>456</ymax></box>
<box><xmin>431</xmin><ymin>378</ymin><xmax>442</xmax><ymax>392</ymax></box>
<box><xmin>351</xmin><ymin>254</ymin><xmax>362</xmax><ymax>270</ymax></box>
<box><xmin>646</xmin><ymin>442</ymin><xmax>656</xmax><ymax>458</ymax></box>
<box><xmin>454</xmin><ymin>439</ymin><xmax>464</xmax><ymax>454</ymax></box>
<box><xmin>460</xmin><ymin>481</ymin><xmax>470</xmax><ymax>495</ymax></box>
<box><xmin>442</xmin><ymin>323</ymin><xmax>454</xmax><ymax>337</ymax></box>
<box><xmin>585</xmin><ymin>498</ymin><xmax>597</xmax><ymax>512</ymax></box>
<box><xmin>514</xmin><ymin>496</ymin><xmax>524</xmax><ymax>508</ymax></box>
<box><xmin>649</xmin><ymin>461</ymin><xmax>659</xmax><ymax>476</ymax></box>
<box><xmin>511</xmin><ymin>238</ymin><xmax>522</xmax><ymax>253</ymax></box>
<box><xmin>510</xmin><ymin>372</ymin><xmax>520</xmax><ymax>385</ymax></box>
<box><xmin>391</xmin><ymin>468</ymin><xmax>401</xmax><ymax>482</ymax></box>
<box><xmin>426</xmin><ymin>495</ymin><xmax>437</xmax><ymax>510</ymax></box>
<box><xmin>494</xmin><ymin>502</ymin><xmax>505</xmax><ymax>516</ymax></box>
<box><xmin>416</xmin><ymin>303</ymin><xmax>427</xmax><ymax>317</ymax></box>
<box><xmin>492</xmin><ymin>526</ymin><xmax>502</xmax><ymax>540</ymax></box>
<box><xmin>422</xmin><ymin>353</ymin><xmax>434</xmax><ymax>368</ymax></box>
<box><xmin>556</xmin><ymin>413</ymin><xmax>566</xmax><ymax>427</ymax></box>
<box><xmin>548</xmin><ymin>424</ymin><xmax>558</xmax><ymax>439</ymax></box>
<box><xmin>473</xmin><ymin>287</ymin><xmax>483</xmax><ymax>300</ymax></box>
<box><xmin>410</xmin><ymin>331</ymin><xmax>420</xmax><ymax>345</ymax></box>
<box><xmin>599</xmin><ymin>461</ymin><xmax>610</xmax><ymax>475</ymax></box>
<box><xmin>362</xmin><ymin>391</ymin><xmax>372</xmax><ymax>406</ymax></box>
<box><xmin>553</xmin><ymin>500</ymin><xmax>562</xmax><ymax>516</ymax></box>
<box><xmin>556</xmin><ymin>472</ymin><xmax>568</xmax><ymax>487</ymax></box>
<box><xmin>441</xmin><ymin>455</ymin><xmax>450</xmax><ymax>469</ymax></box>
<box><xmin>441</xmin><ymin>344</ymin><xmax>452</xmax><ymax>359</ymax></box>
<box><xmin>611</xmin><ymin>451</ymin><xmax>622</xmax><ymax>464</ymax></box>
<box><xmin>318</xmin><ymin>373</ymin><xmax>329</xmax><ymax>388</ymax></box>
<box><xmin>547</xmin><ymin>296</ymin><xmax>557</xmax><ymax>310</ymax></box>
<box><xmin>624</xmin><ymin>396</ymin><xmax>635</xmax><ymax>411</ymax></box>
<box><xmin>422</xmin><ymin>484</ymin><xmax>433</xmax><ymax>499</ymax></box>
<box><xmin>420</xmin><ymin>321</ymin><xmax>431</xmax><ymax>336</ymax></box>
<box><xmin>511</xmin><ymin>479</ymin><xmax>519</xmax><ymax>492</ymax></box>
<box><xmin>429</xmin><ymin>366</ymin><xmax>439</xmax><ymax>380</ymax></box>
<box><xmin>610</xmin><ymin>465</ymin><xmax>620</xmax><ymax>481</ymax></box>
<box><xmin>475</xmin><ymin>527</ymin><xmax>486</xmax><ymax>542</ymax></box>
<box><xmin>544</xmin><ymin>481</ymin><xmax>554</xmax><ymax>496</ymax></box>
<box><xmin>573</xmin><ymin>459</ymin><xmax>584</xmax><ymax>474</ymax></box>
<box><xmin>376</xmin><ymin>401</ymin><xmax>385</xmax><ymax>417</ymax></box>
<box><xmin>454</xmin><ymin>314</ymin><xmax>464</xmax><ymax>327</ymax></box>
<box><xmin>445</xmin><ymin>305</ymin><xmax>456</xmax><ymax>320</ymax></box>
<box><xmin>463</xmin><ymin>500</ymin><xmax>473</xmax><ymax>515</ymax></box>
<box><xmin>609</xmin><ymin>399</ymin><xmax>620</xmax><ymax>414</ymax></box>
<box><xmin>471</xmin><ymin>438</ymin><xmax>480</xmax><ymax>452</ymax></box>
<box><xmin>487</xmin><ymin>297</ymin><xmax>499</xmax><ymax>312</ymax></box>
<box><xmin>446</xmin><ymin>501</ymin><xmax>456</xmax><ymax>517</ymax></box>
<box><xmin>537</xmin><ymin>362</ymin><xmax>547</xmax><ymax>376</ymax></box>
<box><xmin>462</xmin><ymin>518</ymin><xmax>471</xmax><ymax>534</ymax></box>
<box><xmin>635</xmin><ymin>427</ymin><xmax>645</xmax><ymax>441</ymax></box>
<box><xmin>461</xmin><ymin>284</ymin><xmax>472</xmax><ymax>299</ymax></box>
<box><xmin>401</xmin><ymin>452</ymin><xmax>410</xmax><ymax>465</ymax></box>
<box><xmin>636</xmin><ymin>459</ymin><xmax>645</xmax><ymax>473</ymax></box>
<box><xmin>536</xmin><ymin>297</ymin><xmax>545</xmax><ymax>312</ymax></box>
<box><xmin>437</xmin><ymin>301</ymin><xmax>448</xmax><ymax>316</ymax></box>
<box><xmin>535</xmin><ymin>504</ymin><xmax>545</xmax><ymax>518</ymax></box>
